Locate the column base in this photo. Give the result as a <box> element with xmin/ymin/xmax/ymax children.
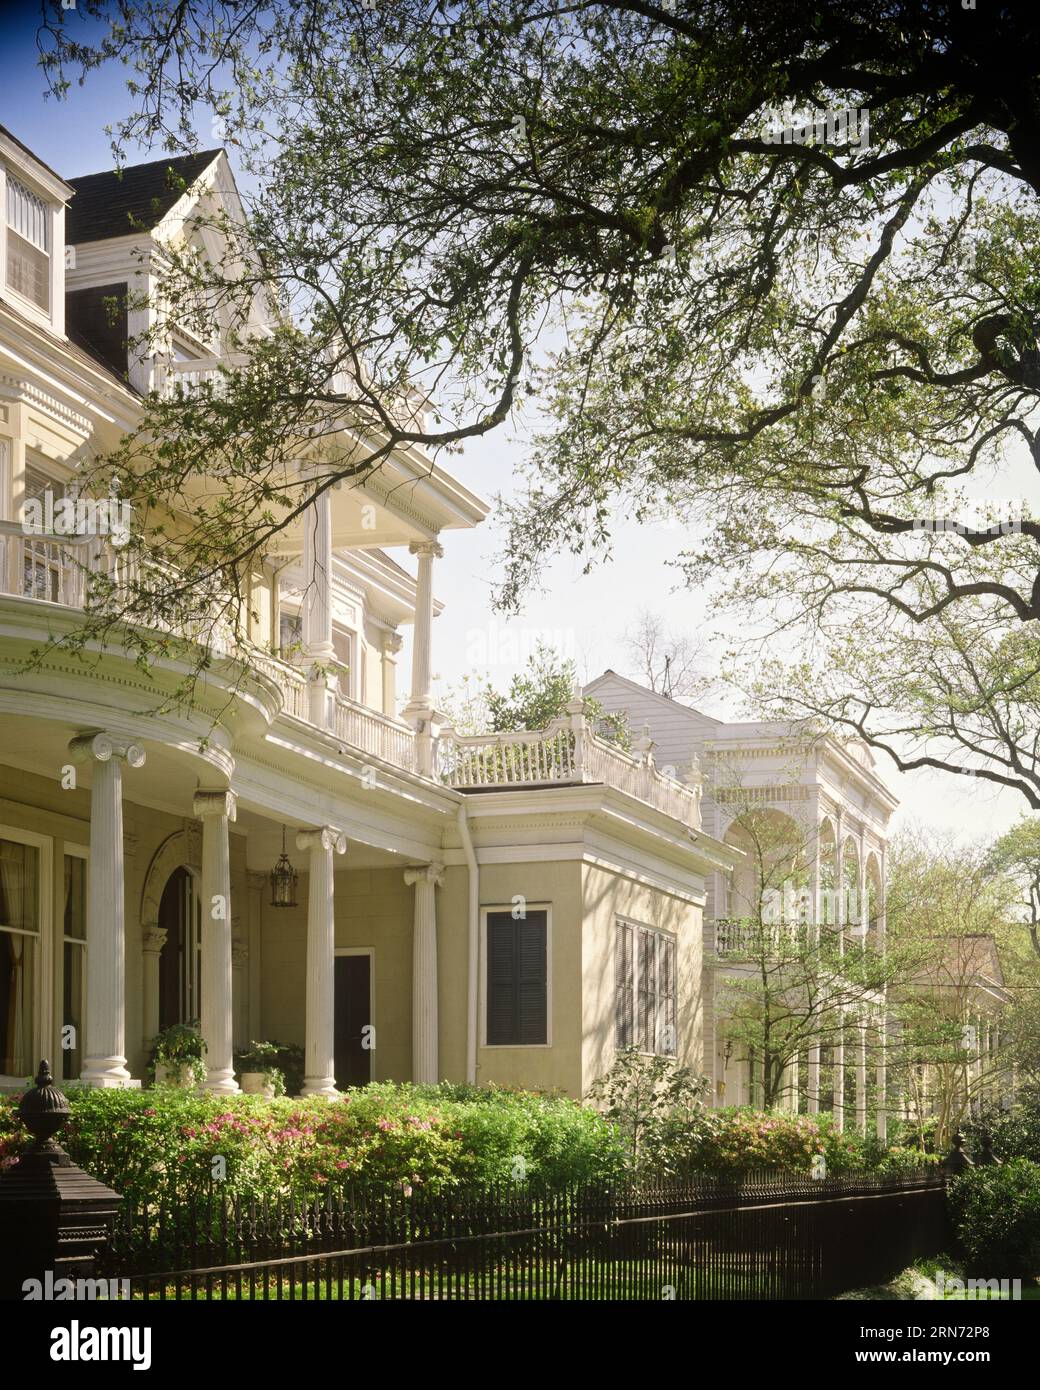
<box><xmin>80</xmin><ymin>1056</ymin><xmax>135</xmax><ymax>1088</ymax></box>
<box><xmin>202</xmin><ymin>1068</ymin><xmax>240</xmax><ymax>1095</ymax></box>
<box><xmin>301</xmin><ymin>1077</ymin><xmax>339</xmax><ymax>1098</ymax></box>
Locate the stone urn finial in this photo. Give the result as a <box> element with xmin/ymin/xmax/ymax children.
<box><xmin>17</xmin><ymin>1060</ymin><xmax>71</xmax><ymax>1156</ymax></box>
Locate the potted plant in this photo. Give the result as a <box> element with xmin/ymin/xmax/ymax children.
<box><xmin>236</xmin><ymin>1040</ymin><xmax>286</xmax><ymax>1098</ymax></box>
<box><xmin>150</xmin><ymin>1022</ymin><xmax>207</xmax><ymax>1090</ymax></box>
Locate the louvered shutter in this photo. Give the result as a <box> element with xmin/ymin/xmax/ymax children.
<box><xmin>486</xmin><ymin>912</ymin><xmax>516</xmax><ymax>1045</ymax></box>
<box><xmin>486</xmin><ymin>910</ymin><xmax>547</xmax><ymax>1045</ymax></box>
<box><xmin>658</xmin><ymin>933</ymin><xmax>677</xmax><ymax>1055</ymax></box>
<box><xmin>615</xmin><ymin>920</ymin><xmax>634</xmax><ymax>1049</ymax></box>
<box><xmin>516</xmin><ymin>912</ymin><xmax>547</xmax><ymax>1044</ymax></box>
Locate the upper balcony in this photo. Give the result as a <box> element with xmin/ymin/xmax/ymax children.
<box><xmin>437</xmin><ymin>705</ymin><xmax>703</xmax><ymax>828</ymax></box>
<box><xmin>0</xmin><ymin>525</ymin><xmax>707</xmax><ymax>831</ymax></box>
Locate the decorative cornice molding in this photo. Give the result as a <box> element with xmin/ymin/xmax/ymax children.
<box><xmin>0</xmin><ymin>373</ymin><xmax>92</xmax><ymax>436</ymax></box>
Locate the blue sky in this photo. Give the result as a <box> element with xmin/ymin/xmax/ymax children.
<box><xmin>0</xmin><ymin>4</ymin><xmax>1029</xmax><ymax>844</ymax></box>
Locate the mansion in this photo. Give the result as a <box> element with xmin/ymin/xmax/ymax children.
<box><xmin>0</xmin><ymin>127</ymin><xmax>1007</xmax><ymax>1133</ymax></box>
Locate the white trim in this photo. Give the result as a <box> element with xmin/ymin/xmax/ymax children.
<box><xmin>334</xmin><ymin>945</ymin><xmax>375</xmax><ymax>1083</ymax></box>
<box><xmin>479</xmin><ymin>902</ymin><xmax>552</xmax><ymax>1050</ymax></box>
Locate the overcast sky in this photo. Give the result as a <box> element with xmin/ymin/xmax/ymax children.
<box><xmin>1</xmin><ymin>7</ymin><xmax>1030</xmax><ymax>845</ymax></box>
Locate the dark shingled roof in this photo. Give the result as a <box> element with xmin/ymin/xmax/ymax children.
<box><xmin>66</xmin><ymin>149</ymin><xmax>223</xmax><ymax>244</ymax></box>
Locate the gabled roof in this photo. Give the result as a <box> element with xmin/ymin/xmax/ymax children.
<box><xmin>584</xmin><ymin>668</ymin><xmax>721</xmax><ymax>726</ymax></box>
<box><xmin>66</xmin><ymin>150</ymin><xmax>223</xmax><ymax>244</ymax></box>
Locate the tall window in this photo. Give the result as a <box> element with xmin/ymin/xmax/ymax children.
<box><xmin>485</xmin><ymin>909</ymin><xmax>547</xmax><ymax>1046</ymax></box>
<box><xmin>6</xmin><ymin>175</ymin><xmax>50</xmax><ymax>312</ymax></box>
<box><xmin>22</xmin><ymin>463</ymin><xmax>67</xmax><ymax>603</ymax></box>
<box><xmin>0</xmin><ymin>837</ymin><xmax>38</xmax><ymax>1076</ymax></box>
<box><xmin>158</xmin><ymin>868</ymin><xmax>201</xmax><ymax>1029</ymax></box>
<box><xmin>62</xmin><ymin>853</ymin><xmax>87</xmax><ymax>1081</ymax></box>
<box><xmin>279</xmin><ymin>609</ymin><xmax>303</xmax><ymax>660</ymax></box>
<box><xmin>615</xmin><ymin>920</ymin><xmax>677</xmax><ymax>1056</ymax></box>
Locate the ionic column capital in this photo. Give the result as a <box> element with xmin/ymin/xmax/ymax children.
<box><xmin>68</xmin><ymin>731</ymin><xmax>146</xmax><ymax>768</ymax></box>
<box><xmin>409</xmin><ymin>539</ymin><xmax>444</xmax><ymax>561</ymax></box>
<box><xmin>297</xmin><ymin>827</ymin><xmax>348</xmax><ymax>855</ymax></box>
<box><xmin>404</xmin><ymin>862</ymin><xmax>445</xmax><ymax>889</ymax></box>
<box><xmin>193</xmin><ymin>789</ymin><xmax>238</xmax><ymax>821</ymax></box>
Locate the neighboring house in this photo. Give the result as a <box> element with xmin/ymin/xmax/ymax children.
<box><xmin>585</xmin><ymin>669</ymin><xmax>902</xmax><ymax>1134</ymax></box>
<box><xmin>0</xmin><ymin>129</ymin><xmax>738</xmax><ymax>1101</ymax></box>
<box><xmin>892</xmin><ymin>934</ymin><xmax>1014</xmax><ymax>1130</ymax></box>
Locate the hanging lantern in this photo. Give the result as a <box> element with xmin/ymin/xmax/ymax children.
<box><xmin>269</xmin><ymin>826</ymin><xmax>298</xmax><ymax>908</ymax></box>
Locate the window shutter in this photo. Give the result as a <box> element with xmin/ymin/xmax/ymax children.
<box><xmin>486</xmin><ymin>912</ymin><xmax>516</xmax><ymax>1046</ymax></box>
<box><xmin>516</xmin><ymin>912</ymin><xmax>547</xmax><ymax>1045</ymax></box>
<box><xmin>615</xmin><ymin>920</ymin><xmax>634</xmax><ymax>1049</ymax></box>
<box><xmin>658</xmin><ymin>934</ymin><xmax>676</xmax><ymax>1055</ymax></box>
<box><xmin>486</xmin><ymin>910</ymin><xmax>547</xmax><ymax>1045</ymax></box>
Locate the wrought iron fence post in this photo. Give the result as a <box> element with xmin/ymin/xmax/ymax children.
<box><xmin>0</xmin><ymin>1061</ymin><xmax>122</xmax><ymax>1301</ymax></box>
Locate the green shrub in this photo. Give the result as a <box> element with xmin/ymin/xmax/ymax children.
<box><xmin>963</xmin><ymin>1089</ymin><xmax>1040</xmax><ymax>1164</ymax></box>
<box><xmin>948</xmin><ymin>1159</ymin><xmax>1040</xmax><ymax>1278</ymax></box>
<box><xmin>0</xmin><ymin>1081</ymin><xmax>623</xmax><ymax>1202</ymax></box>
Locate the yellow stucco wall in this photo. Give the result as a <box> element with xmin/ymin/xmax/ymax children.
<box><xmin>580</xmin><ymin>864</ymin><xmax>704</xmax><ymax>1095</ymax></box>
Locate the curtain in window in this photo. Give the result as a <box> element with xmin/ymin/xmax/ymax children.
<box><xmin>0</xmin><ymin>839</ymin><xmax>38</xmax><ymax>1075</ymax></box>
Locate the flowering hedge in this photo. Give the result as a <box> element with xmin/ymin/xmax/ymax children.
<box><xmin>0</xmin><ymin>1082</ymin><xmax>624</xmax><ymax>1204</ymax></box>
<box><xmin>651</xmin><ymin>1107</ymin><xmax>937</xmax><ymax>1177</ymax></box>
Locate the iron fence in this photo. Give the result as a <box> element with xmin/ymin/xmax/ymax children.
<box><xmin>102</xmin><ymin>1170</ymin><xmax>949</xmax><ymax>1301</ymax></box>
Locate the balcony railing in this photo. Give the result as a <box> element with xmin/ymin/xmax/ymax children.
<box><xmin>438</xmin><ymin>707</ymin><xmax>702</xmax><ymax>828</ymax></box>
<box><xmin>713</xmin><ymin>919</ymin><xmax>813</xmax><ymax>958</ymax></box>
<box><xmin>0</xmin><ymin>523</ymin><xmax>420</xmax><ymax>775</ymax></box>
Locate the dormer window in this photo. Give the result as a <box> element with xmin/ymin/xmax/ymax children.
<box><xmin>6</xmin><ymin>176</ymin><xmax>50</xmax><ymax>312</ymax></box>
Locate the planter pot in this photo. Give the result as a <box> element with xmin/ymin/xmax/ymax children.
<box><xmin>154</xmin><ymin>1062</ymin><xmax>197</xmax><ymax>1090</ymax></box>
<box><xmin>240</xmin><ymin>1071</ymin><xmax>276</xmax><ymax>1099</ymax></box>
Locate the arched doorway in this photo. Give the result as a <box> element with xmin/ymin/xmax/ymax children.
<box><xmin>157</xmin><ymin>867</ymin><xmax>202</xmax><ymax>1029</ymax></box>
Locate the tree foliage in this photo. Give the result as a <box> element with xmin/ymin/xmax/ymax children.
<box><xmin>34</xmin><ymin>1</ymin><xmax>1040</xmax><ymax>796</ymax></box>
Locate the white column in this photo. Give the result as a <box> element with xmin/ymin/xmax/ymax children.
<box><xmin>405</xmin><ymin>863</ymin><xmax>444</xmax><ymax>1084</ymax></box>
<box><xmin>404</xmin><ymin>539</ymin><xmax>443</xmax><ymax>776</ymax></box>
<box><xmin>194</xmin><ymin>790</ymin><xmax>239</xmax><ymax>1095</ymax></box>
<box><xmin>298</xmin><ymin>827</ymin><xmax>347</xmax><ymax>1096</ymax></box>
<box><xmin>141</xmin><ymin>927</ymin><xmax>167</xmax><ymax>1054</ymax></box>
<box><xmin>832</xmin><ymin>818</ymin><xmax>845</xmax><ymax>1131</ymax></box>
<box><xmin>876</xmin><ymin>1011</ymin><xmax>888</xmax><ymax>1142</ymax></box>
<box><xmin>70</xmin><ymin>733</ymin><xmax>145</xmax><ymax>1087</ymax></box>
<box><xmin>807</xmin><ymin>816</ymin><xmax>822</xmax><ymax>1113</ymax></box>
<box><xmin>302</xmin><ymin>481</ymin><xmax>335</xmax><ymax>728</ymax></box>
<box><xmin>856</xmin><ymin>1017</ymin><xmax>868</xmax><ymax>1135</ymax></box>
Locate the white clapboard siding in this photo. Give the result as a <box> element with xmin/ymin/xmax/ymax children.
<box><xmin>584</xmin><ymin>670</ymin><xmax>720</xmax><ymax>778</ymax></box>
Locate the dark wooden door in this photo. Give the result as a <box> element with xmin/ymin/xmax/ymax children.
<box><xmin>334</xmin><ymin>954</ymin><xmax>372</xmax><ymax>1088</ymax></box>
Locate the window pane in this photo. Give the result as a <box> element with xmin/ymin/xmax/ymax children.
<box><xmin>0</xmin><ymin>839</ymin><xmax>38</xmax><ymax>931</ymax></box>
<box><xmin>6</xmin><ymin>229</ymin><xmax>49</xmax><ymax>310</ymax></box>
<box><xmin>0</xmin><ymin>932</ymin><xmax>35</xmax><ymax>1076</ymax></box>
<box><xmin>62</xmin><ymin>941</ymin><xmax>85</xmax><ymax>1081</ymax></box>
<box><xmin>64</xmin><ymin>854</ymin><xmax>86</xmax><ymax>940</ymax></box>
